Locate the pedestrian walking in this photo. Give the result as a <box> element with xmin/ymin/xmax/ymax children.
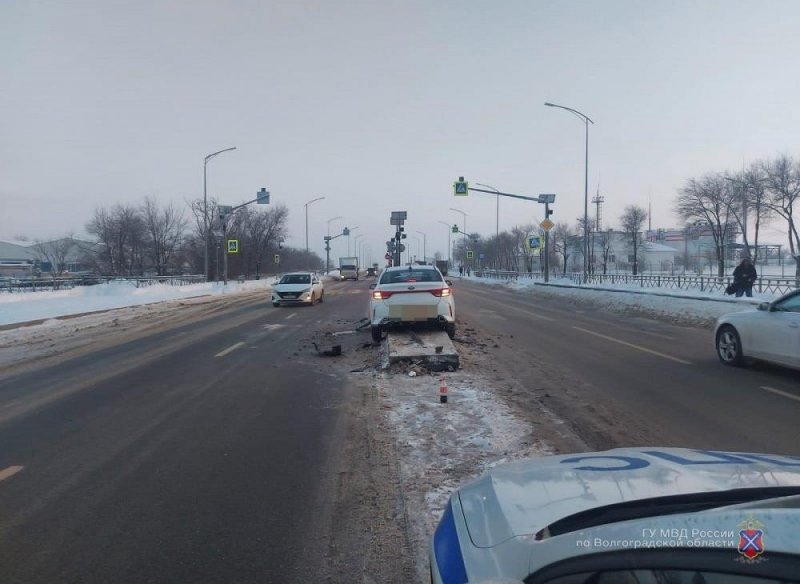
<box><xmin>459</xmin><ymin>265</ymin><xmax>464</xmax><ymax>276</ymax></box>
<box><xmin>732</xmin><ymin>257</ymin><xmax>757</xmax><ymax>298</ymax></box>
<box><xmin>466</xmin><ymin>266</ymin><xmax>471</xmax><ymax>277</ymax></box>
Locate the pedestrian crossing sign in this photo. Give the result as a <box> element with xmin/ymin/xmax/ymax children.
<box><xmin>466</xmin><ymin>250</ymin><xmax>474</xmax><ymax>259</ymax></box>
<box><xmin>227</xmin><ymin>239</ymin><xmax>239</xmax><ymax>253</ymax></box>
<box><xmin>454</xmin><ymin>177</ymin><xmax>469</xmax><ymax>196</ymax></box>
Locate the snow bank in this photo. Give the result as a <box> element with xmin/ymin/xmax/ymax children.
<box><xmin>0</xmin><ymin>279</ymin><xmax>276</xmax><ymax>326</ymax></box>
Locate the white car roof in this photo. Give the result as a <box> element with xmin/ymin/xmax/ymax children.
<box><xmin>457</xmin><ymin>447</ymin><xmax>800</xmax><ymax>547</ymax></box>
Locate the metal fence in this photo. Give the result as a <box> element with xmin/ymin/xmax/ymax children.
<box><xmin>475</xmin><ymin>270</ymin><xmax>797</xmax><ymax>296</ymax></box>
<box><xmin>0</xmin><ymin>275</ymin><xmax>207</xmax><ymax>293</ymax></box>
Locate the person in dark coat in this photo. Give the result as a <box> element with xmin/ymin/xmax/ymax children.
<box><xmin>732</xmin><ymin>257</ymin><xmax>757</xmax><ymax>297</ymax></box>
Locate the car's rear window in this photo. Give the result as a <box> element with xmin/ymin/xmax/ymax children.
<box><xmin>380</xmin><ymin>269</ymin><xmax>442</xmax><ymax>284</ymax></box>
<box><xmin>279</xmin><ymin>274</ymin><xmax>311</xmax><ymax>284</ymax></box>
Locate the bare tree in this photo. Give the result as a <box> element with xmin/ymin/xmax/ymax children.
<box><xmin>231</xmin><ymin>204</ymin><xmax>289</xmax><ymax>277</ymax></box>
<box><xmin>620</xmin><ymin>205</ymin><xmax>648</xmax><ymax>275</ymax></box>
<box><xmin>596</xmin><ymin>229</ymin><xmax>613</xmax><ymax>275</ymax></box>
<box><xmin>86</xmin><ymin>204</ymin><xmax>146</xmax><ymax>276</ymax></box>
<box><xmin>141</xmin><ymin>197</ymin><xmax>187</xmax><ymax>276</ymax></box>
<box><xmin>551</xmin><ymin>222</ymin><xmax>572</xmax><ymax>275</ymax></box>
<box><xmin>743</xmin><ymin>162</ymin><xmax>773</xmax><ymax>264</ymax></box>
<box><xmin>31</xmin><ymin>235</ymin><xmax>76</xmax><ymax>283</ymax></box>
<box><xmin>762</xmin><ymin>154</ymin><xmax>800</xmax><ymax>280</ymax></box>
<box><xmin>675</xmin><ymin>174</ymin><xmax>737</xmax><ymax>277</ymax></box>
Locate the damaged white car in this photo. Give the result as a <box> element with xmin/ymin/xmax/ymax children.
<box><xmin>369</xmin><ymin>265</ymin><xmax>455</xmax><ymax>342</ymax></box>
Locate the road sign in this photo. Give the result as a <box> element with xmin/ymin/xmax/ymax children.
<box><xmin>528</xmin><ymin>235</ymin><xmax>541</xmax><ymax>251</ymax></box>
<box><xmin>274</xmin><ymin>253</ymin><xmax>280</xmax><ymax>264</ymax></box>
<box><xmin>537</xmin><ymin>193</ymin><xmax>556</xmax><ymax>204</ymax></box>
<box><xmin>219</xmin><ymin>205</ymin><xmax>233</xmax><ymax>219</ymax></box>
<box><xmin>257</xmin><ymin>188</ymin><xmax>270</xmax><ymax>204</ymax></box>
<box><xmin>466</xmin><ymin>250</ymin><xmax>474</xmax><ymax>259</ymax></box>
<box><xmin>540</xmin><ymin>218</ymin><xmax>555</xmax><ymax>231</ymax></box>
<box><xmin>398</xmin><ymin>244</ymin><xmax>406</xmax><ymax>252</ymax></box>
<box><xmin>479</xmin><ymin>253</ymin><xmax>485</xmax><ymax>260</ymax></box>
<box><xmin>454</xmin><ymin>176</ymin><xmax>468</xmax><ymax>196</ymax></box>
<box><xmin>391</xmin><ymin>211</ymin><xmax>408</xmax><ymax>221</ymax></box>
<box><xmin>227</xmin><ymin>239</ymin><xmax>239</xmax><ymax>253</ymax></box>
<box><xmin>390</xmin><ymin>218</ymin><xmax>404</xmax><ymax>226</ymax></box>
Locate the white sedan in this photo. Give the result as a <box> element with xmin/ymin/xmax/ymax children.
<box><xmin>369</xmin><ymin>265</ymin><xmax>455</xmax><ymax>342</ymax></box>
<box><xmin>715</xmin><ymin>289</ymin><xmax>800</xmax><ymax>369</ymax></box>
<box><xmin>271</xmin><ymin>272</ymin><xmax>324</xmax><ymax>306</ymax></box>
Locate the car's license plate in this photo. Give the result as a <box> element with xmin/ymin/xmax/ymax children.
<box><xmin>285</xmin><ymin>294</ymin><xmax>297</xmax><ymax>298</ymax></box>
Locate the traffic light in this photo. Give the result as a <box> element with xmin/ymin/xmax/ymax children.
<box><xmin>452</xmin><ymin>224</ymin><xmax>459</xmax><ymax>233</ymax></box>
<box><xmin>546</xmin><ymin>208</ymin><xmax>554</xmax><ymax>217</ymax></box>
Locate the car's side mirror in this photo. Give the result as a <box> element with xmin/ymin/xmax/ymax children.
<box><xmin>369</xmin><ymin>283</ymin><xmax>377</xmax><ymax>290</ymax></box>
<box><xmin>757</xmin><ymin>302</ymin><xmax>771</xmax><ymax>312</ymax></box>
<box><xmin>446</xmin><ymin>280</ymin><xmax>453</xmax><ymax>286</ymax></box>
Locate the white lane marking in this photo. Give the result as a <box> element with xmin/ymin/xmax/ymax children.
<box><xmin>761</xmin><ymin>386</ymin><xmax>800</xmax><ymax>403</ymax></box>
<box><xmin>573</xmin><ymin>326</ymin><xmax>693</xmax><ymax>365</ymax></box>
<box><xmin>0</xmin><ymin>465</ymin><xmax>23</xmax><ymax>483</ymax></box>
<box><xmin>262</xmin><ymin>324</ymin><xmax>287</xmax><ymax>331</ymax></box>
<box><xmin>285</xmin><ymin>313</ymin><xmax>297</xmax><ymax>320</ymax></box>
<box><xmin>215</xmin><ymin>341</ymin><xmax>245</xmax><ymax>358</ymax></box>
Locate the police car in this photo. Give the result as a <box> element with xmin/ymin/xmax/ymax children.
<box><xmin>430</xmin><ymin>448</ymin><xmax>800</xmax><ymax>584</ymax></box>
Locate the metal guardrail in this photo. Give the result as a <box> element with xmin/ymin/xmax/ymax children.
<box><xmin>0</xmin><ymin>275</ymin><xmax>207</xmax><ymax>293</ymax></box>
<box><xmin>474</xmin><ymin>270</ymin><xmax>797</xmax><ymax>296</ymax></box>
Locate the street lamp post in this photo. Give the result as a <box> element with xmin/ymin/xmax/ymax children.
<box><xmin>326</xmin><ymin>216</ymin><xmax>343</xmax><ymax>237</ymax></box>
<box><xmin>415</xmin><ymin>230</ymin><xmax>427</xmax><ymax>264</ymax></box>
<box><xmin>204</xmin><ymin>146</ymin><xmax>237</xmax><ymax>280</ymax></box>
<box><xmin>545</xmin><ymin>102</ymin><xmax>594</xmax><ymax>282</ymax></box>
<box><xmin>437</xmin><ymin>220</ymin><xmax>452</xmax><ymax>268</ymax></box>
<box><xmin>354</xmin><ymin>234</ymin><xmax>364</xmax><ymax>267</ymax></box>
<box><xmin>347</xmin><ymin>227</ymin><xmax>360</xmax><ymax>256</ymax></box>
<box><xmin>475</xmin><ymin>183</ymin><xmax>500</xmax><ymax>239</ymax></box>
<box><xmin>304</xmin><ymin>197</ymin><xmax>325</xmax><ymax>253</ymax></box>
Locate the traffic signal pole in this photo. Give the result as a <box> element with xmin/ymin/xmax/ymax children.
<box><xmin>453</xmin><ymin>179</ymin><xmax>556</xmax><ymax>282</ymax></box>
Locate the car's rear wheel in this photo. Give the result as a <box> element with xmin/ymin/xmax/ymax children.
<box><xmin>272</xmin><ymin>302</ymin><xmax>280</xmax><ymax>307</ymax></box>
<box><xmin>716</xmin><ymin>325</ymin><xmax>744</xmax><ymax>366</ymax></box>
<box><xmin>445</xmin><ymin>322</ymin><xmax>456</xmax><ymax>339</ymax></box>
<box><xmin>371</xmin><ymin>326</ymin><xmax>383</xmax><ymax>343</ymax></box>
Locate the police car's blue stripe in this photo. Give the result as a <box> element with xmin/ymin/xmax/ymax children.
<box><xmin>433</xmin><ymin>501</ymin><xmax>468</xmax><ymax>584</ymax></box>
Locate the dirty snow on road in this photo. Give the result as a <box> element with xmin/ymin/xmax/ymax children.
<box><xmin>372</xmin><ymin>367</ymin><xmax>551</xmax><ymax>581</ymax></box>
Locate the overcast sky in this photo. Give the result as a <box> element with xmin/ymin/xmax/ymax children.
<box><xmin>2</xmin><ymin>0</ymin><xmax>799</xmax><ymax>261</ymax></box>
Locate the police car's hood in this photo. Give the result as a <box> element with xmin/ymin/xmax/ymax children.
<box><xmin>457</xmin><ymin>448</ymin><xmax>800</xmax><ymax>548</ymax></box>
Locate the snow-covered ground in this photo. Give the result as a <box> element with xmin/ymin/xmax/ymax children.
<box><xmin>0</xmin><ymin>279</ymin><xmax>277</xmax><ymax>326</ymax></box>
<box><xmin>466</xmin><ymin>275</ymin><xmax>776</xmax><ymax>325</ymax></box>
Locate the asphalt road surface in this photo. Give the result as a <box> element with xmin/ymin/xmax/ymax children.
<box><xmin>0</xmin><ymin>280</ymin><xmax>392</xmax><ymax>584</ymax></box>
<box><xmin>453</xmin><ymin>278</ymin><xmax>800</xmax><ymax>456</ymax></box>
<box><xmin>2</xmin><ymin>275</ymin><xmax>799</xmax><ymax>584</ymax></box>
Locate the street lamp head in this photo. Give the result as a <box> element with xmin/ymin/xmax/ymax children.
<box><xmin>544</xmin><ymin>102</ymin><xmax>555</xmax><ymax>107</ymax></box>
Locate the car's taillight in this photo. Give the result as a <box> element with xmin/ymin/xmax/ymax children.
<box><xmin>431</xmin><ymin>288</ymin><xmax>451</xmax><ymax>297</ymax></box>
<box><xmin>372</xmin><ymin>290</ymin><xmax>393</xmax><ymax>300</ymax></box>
